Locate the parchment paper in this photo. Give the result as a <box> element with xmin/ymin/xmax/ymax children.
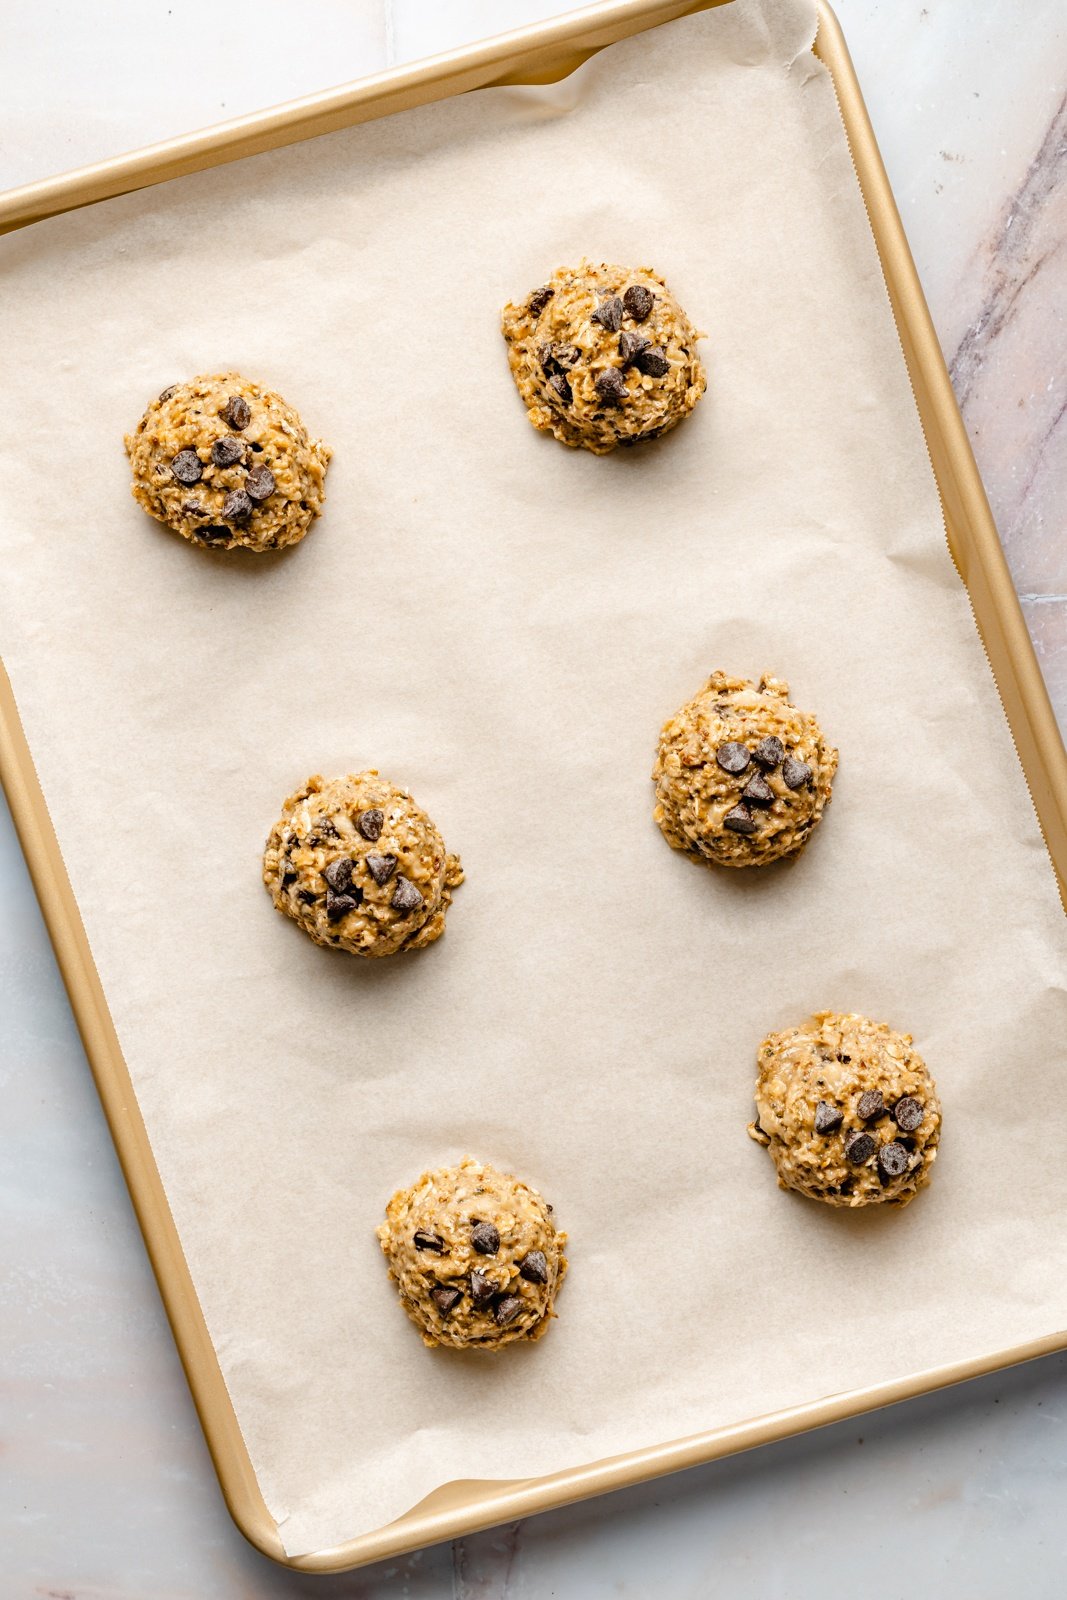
<box><xmin>3</xmin><ymin>0</ymin><xmax>1067</xmax><ymax>1557</ymax></box>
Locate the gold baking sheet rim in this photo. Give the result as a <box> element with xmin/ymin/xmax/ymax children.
<box><xmin>2</xmin><ymin>0</ymin><xmax>1066</xmax><ymax>1573</ymax></box>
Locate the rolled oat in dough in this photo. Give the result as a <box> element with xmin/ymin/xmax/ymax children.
<box><xmin>377</xmin><ymin>1157</ymin><xmax>567</xmax><ymax>1350</ymax></box>
<box><xmin>501</xmin><ymin>261</ymin><xmax>706</xmax><ymax>454</ymax></box>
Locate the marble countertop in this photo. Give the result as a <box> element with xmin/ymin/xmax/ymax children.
<box><xmin>2</xmin><ymin>2</ymin><xmax>1065</xmax><ymax>1594</ymax></box>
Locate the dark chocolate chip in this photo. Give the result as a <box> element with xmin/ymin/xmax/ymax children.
<box><xmin>222</xmin><ymin>488</ymin><xmax>253</xmax><ymax>523</ymax></box>
<box><xmin>280</xmin><ymin>860</ymin><xmax>297</xmax><ymax>887</ymax></box>
<box><xmin>391</xmin><ymin>875</ymin><xmax>424</xmax><ymax>915</ymax></box>
<box><xmin>212</xmin><ymin>435</ymin><xmax>245</xmax><ymax>468</ymax></box>
<box><xmin>471</xmin><ymin>1221</ymin><xmax>500</xmax><ymax>1255</ymax></box>
<box><xmin>431</xmin><ymin>1286</ymin><xmax>462</xmax><ymax>1317</ymax></box>
<box><xmin>782</xmin><ymin>756</ymin><xmax>813</xmax><ymax>790</ymax></box>
<box><xmin>547</xmin><ymin>371</ymin><xmax>573</xmax><ymax>405</ymax></box>
<box><xmin>356</xmin><ymin>809</ymin><xmax>384</xmax><ymax>842</ymax></box>
<box><xmin>752</xmin><ymin>736</ymin><xmax>785</xmax><ymax>770</ymax></box>
<box><xmin>469</xmin><ymin>1269</ymin><xmax>495</xmax><ymax>1308</ymax></box>
<box><xmin>538</xmin><ymin>340</ymin><xmax>560</xmax><ymax>375</ymax></box>
<box><xmin>519</xmin><ymin>1250</ymin><xmax>548</xmax><ymax>1284</ymax></box>
<box><xmin>814</xmin><ymin>1100</ymin><xmax>843</xmax><ymax>1135</ymax></box>
<box><xmin>893</xmin><ymin>1096</ymin><xmax>924</xmax><ymax>1133</ymax></box>
<box><xmin>527</xmin><ymin>285</ymin><xmax>554</xmax><ymax>317</ymax></box>
<box><xmin>323</xmin><ymin>857</ymin><xmax>355</xmax><ymax>893</ymax></box>
<box><xmin>197</xmin><ymin>525</ymin><xmax>231</xmax><ymax>543</ymax></box>
<box><xmin>845</xmin><ymin>1130</ymin><xmax>877</xmax><ymax>1165</ymax></box>
<box><xmin>742</xmin><ymin>773</ymin><xmax>774</xmax><ymax>807</ymax></box>
<box><xmin>591</xmin><ymin>295</ymin><xmax>624</xmax><ymax>333</ymax></box>
<box><xmin>296</xmin><ymin>887</ymin><xmax>318</xmax><ymax>904</ymax></box>
<box><xmin>857</xmin><ymin>1090</ymin><xmax>885</xmax><ymax>1122</ymax></box>
<box><xmin>170</xmin><ymin>448</ymin><xmax>202</xmax><ymax>485</ymax></box>
<box><xmin>494</xmin><ymin>1294</ymin><xmax>523</xmax><ymax>1327</ymax></box>
<box><xmin>877</xmin><ymin>1142</ymin><xmax>910</xmax><ymax>1183</ymax></box>
<box><xmin>594</xmin><ymin>367</ymin><xmax>626</xmax><ymax>407</ymax></box>
<box><xmin>326</xmin><ymin>888</ymin><xmax>362</xmax><ymax>921</ymax></box>
<box><xmin>554</xmin><ymin>344</ymin><xmax>581</xmax><ymax>368</ymax></box>
<box><xmin>246</xmin><ymin>465</ymin><xmax>276</xmax><ymax>502</ymax></box>
<box><xmin>182</xmin><ymin>499</ymin><xmax>208</xmax><ymax>517</ymax></box>
<box><xmin>623</xmin><ymin>284</ymin><xmax>655</xmax><ymax>322</ymax></box>
<box><xmin>414</xmin><ymin>1230</ymin><xmax>445</xmax><ymax>1253</ymax></box>
<box><xmin>365</xmin><ymin>852</ymin><xmax>398</xmax><ymax>886</ymax></box>
<box><xmin>221</xmin><ymin>394</ymin><xmax>251</xmax><ymax>431</ymax></box>
<box><xmin>319</xmin><ymin>818</ymin><xmax>340</xmax><ymax>839</ymax></box>
<box><xmin>715</xmin><ymin>741</ymin><xmax>751</xmax><ymax>774</ymax></box>
<box><xmin>635</xmin><ymin>345</ymin><xmax>670</xmax><ymax>378</ymax></box>
<box><xmin>619</xmin><ymin>330</ymin><xmax>651</xmax><ymax>368</ymax></box>
<box><xmin>723</xmin><ymin>803</ymin><xmax>757</xmax><ymax>835</ymax></box>
<box><xmin>158</xmin><ymin>384</ymin><xmax>178</xmax><ymax>403</ymax></box>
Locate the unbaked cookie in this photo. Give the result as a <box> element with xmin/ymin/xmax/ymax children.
<box><xmin>501</xmin><ymin>261</ymin><xmax>706</xmax><ymax>454</ymax></box>
<box><xmin>377</xmin><ymin>1156</ymin><xmax>567</xmax><ymax>1350</ymax></box>
<box><xmin>652</xmin><ymin>672</ymin><xmax>837</xmax><ymax>868</ymax></box>
<box><xmin>748</xmin><ymin>1012</ymin><xmax>942</xmax><ymax>1208</ymax></box>
<box><xmin>263</xmin><ymin>772</ymin><xmax>463</xmax><ymax>959</ymax></box>
<box><xmin>125</xmin><ymin>373</ymin><xmax>330</xmax><ymax>552</ymax></box>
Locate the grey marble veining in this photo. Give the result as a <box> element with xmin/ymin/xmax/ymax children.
<box><xmin>2</xmin><ymin>2</ymin><xmax>1066</xmax><ymax>1594</ymax></box>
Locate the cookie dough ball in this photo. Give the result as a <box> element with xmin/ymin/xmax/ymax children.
<box><xmin>125</xmin><ymin>373</ymin><xmax>330</xmax><ymax>551</ymax></box>
<box><xmin>748</xmin><ymin>1012</ymin><xmax>942</xmax><ymax>1208</ymax></box>
<box><xmin>652</xmin><ymin>672</ymin><xmax>837</xmax><ymax>868</ymax></box>
<box><xmin>263</xmin><ymin>772</ymin><xmax>463</xmax><ymax>959</ymax></box>
<box><xmin>377</xmin><ymin>1156</ymin><xmax>567</xmax><ymax>1350</ymax></box>
<box><xmin>501</xmin><ymin>261</ymin><xmax>706</xmax><ymax>454</ymax></box>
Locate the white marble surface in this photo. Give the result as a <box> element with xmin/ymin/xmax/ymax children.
<box><xmin>2</xmin><ymin>1</ymin><xmax>1065</xmax><ymax>1592</ymax></box>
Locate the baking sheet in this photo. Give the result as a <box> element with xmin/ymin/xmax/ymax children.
<box><xmin>3</xmin><ymin>0</ymin><xmax>1067</xmax><ymax>1559</ymax></box>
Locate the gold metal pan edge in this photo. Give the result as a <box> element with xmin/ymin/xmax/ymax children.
<box><xmin>2</xmin><ymin>0</ymin><xmax>1067</xmax><ymax>1574</ymax></box>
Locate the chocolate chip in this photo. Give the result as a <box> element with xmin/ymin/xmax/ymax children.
<box><xmin>752</xmin><ymin>736</ymin><xmax>785</xmax><ymax>770</ymax></box>
<box><xmin>170</xmin><ymin>448</ymin><xmax>202</xmax><ymax>485</ymax></box>
<box><xmin>594</xmin><ymin>367</ymin><xmax>626</xmax><ymax>407</ymax></box>
<box><xmin>893</xmin><ymin>1097</ymin><xmax>924</xmax><ymax>1133</ymax></box>
<box><xmin>471</xmin><ymin>1221</ymin><xmax>500</xmax><ymax>1255</ymax></box>
<box><xmin>723</xmin><ymin>804</ymin><xmax>757</xmax><ymax>835</ymax></box>
<box><xmin>538</xmin><ymin>340</ymin><xmax>560</xmax><ymax>375</ymax></box>
<box><xmin>197</xmin><ymin>525</ymin><xmax>231</xmax><ymax>543</ymax></box>
<box><xmin>635</xmin><ymin>345</ymin><xmax>670</xmax><ymax>378</ymax></box>
<box><xmin>246</xmin><ymin>465</ymin><xmax>276</xmax><ymax>502</ymax></box>
<box><xmin>742</xmin><ymin>773</ymin><xmax>774</xmax><ymax>807</ymax></box>
<box><xmin>323</xmin><ymin>857</ymin><xmax>354</xmax><ymax>893</ymax></box>
<box><xmin>431</xmin><ymin>1286</ymin><xmax>461</xmax><ymax>1317</ymax></box>
<box><xmin>857</xmin><ymin>1090</ymin><xmax>885</xmax><ymax>1122</ymax></box>
<box><xmin>782</xmin><ymin>756</ymin><xmax>813</xmax><ymax>790</ymax></box>
<box><xmin>470</xmin><ymin>1269</ymin><xmax>495</xmax><ymax>1308</ymax></box>
<box><xmin>326</xmin><ymin>888</ymin><xmax>361</xmax><ymax>921</ymax></box>
<box><xmin>547</xmin><ymin>372</ymin><xmax>573</xmax><ymax>406</ymax></box>
<box><xmin>365</xmin><ymin>852</ymin><xmax>398</xmax><ymax>886</ymax></box>
<box><xmin>877</xmin><ymin>1142</ymin><xmax>910</xmax><ymax>1183</ymax></box>
<box><xmin>182</xmin><ymin>500</ymin><xmax>208</xmax><ymax>517</ymax></box>
<box><xmin>814</xmin><ymin>1100</ymin><xmax>843</xmax><ymax>1135</ymax></box>
<box><xmin>845</xmin><ymin>1130</ymin><xmax>877</xmax><ymax>1165</ymax></box>
<box><xmin>619</xmin><ymin>330</ymin><xmax>650</xmax><ymax>368</ymax></box>
<box><xmin>715</xmin><ymin>741</ymin><xmax>750</xmax><ymax>774</ymax></box>
<box><xmin>555</xmin><ymin>344</ymin><xmax>581</xmax><ymax>368</ymax></box>
<box><xmin>528</xmin><ymin>286</ymin><xmax>554</xmax><ymax>316</ymax></box>
<box><xmin>494</xmin><ymin>1294</ymin><xmax>523</xmax><ymax>1327</ymax></box>
<box><xmin>158</xmin><ymin>384</ymin><xmax>178</xmax><ymax>403</ymax></box>
<box><xmin>391</xmin><ymin>875</ymin><xmax>424</xmax><ymax>915</ymax></box>
<box><xmin>296</xmin><ymin>887</ymin><xmax>318</xmax><ymax>904</ymax></box>
<box><xmin>623</xmin><ymin>284</ymin><xmax>655</xmax><ymax>322</ymax></box>
<box><xmin>212</xmin><ymin>436</ymin><xmax>245</xmax><ymax>468</ymax></box>
<box><xmin>280</xmin><ymin>860</ymin><xmax>297</xmax><ymax>887</ymax></box>
<box><xmin>222</xmin><ymin>488</ymin><xmax>253</xmax><ymax>523</ymax></box>
<box><xmin>519</xmin><ymin>1250</ymin><xmax>548</xmax><ymax>1284</ymax></box>
<box><xmin>221</xmin><ymin>395</ymin><xmax>251</xmax><ymax>431</ymax></box>
<box><xmin>356</xmin><ymin>809</ymin><xmax>384</xmax><ymax>842</ymax></box>
<box><xmin>591</xmin><ymin>295</ymin><xmax>623</xmax><ymax>333</ymax></box>
<box><xmin>413</xmin><ymin>1230</ymin><xmax>445</xmax><ymax>1253</ymax></box>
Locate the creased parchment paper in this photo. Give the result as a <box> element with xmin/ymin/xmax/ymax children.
<box><xmin>3</xmin><ymin>0</ymin><xmax>1067</xmax><ymax>1557</ymax></box>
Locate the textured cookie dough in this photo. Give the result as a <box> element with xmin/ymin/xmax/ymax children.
<box><xmin>501</xmin><ymin>261</ymin><xmax>706</xmax><ymax>454</ymax></box>
<box><xmin>125</xmin><ymin>372</ymin><xmax>330</xmax><ymax>552</ymax></box>
<box><xmin>377</xmin><ymin>1156</ymin><xmax>567</xmax><ymax>1350</ymax></box>
<box><xmin>652</xmin><ymin>672</ymin><xmax>838</xmax><ymax>868</ymax></box>
<box><xmin>748</xmin><ymin>1012</ymin><xmax>942</xmax><ymax>1208</ymax></box>
<box><xmin>263</xmin><ymin>772</ymin><xmax>463</xmax><ymax>959</ymax></box>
